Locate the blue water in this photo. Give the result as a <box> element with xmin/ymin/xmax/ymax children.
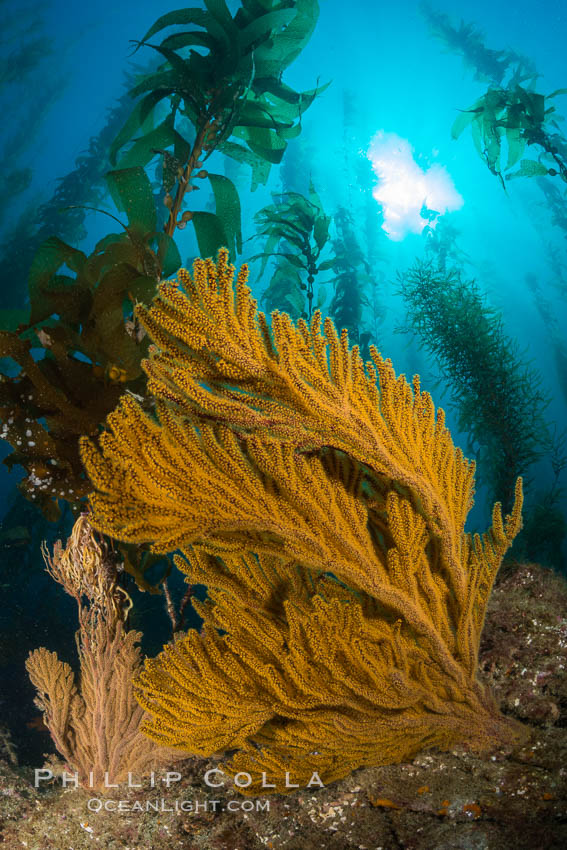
<box><xmin>0</xmin><ymin>0</ymin><xmax>566</xmax><ymax>761</ymax></box>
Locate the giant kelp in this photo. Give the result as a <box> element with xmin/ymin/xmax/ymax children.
<box><xmin>80</xmin><ymin>250</ymin><xmax>527</xmax><ymax>794</ymax></box>
<box><xmin>525</xmin><ymin>272</ymin><xmax>567</xmax><ymax>407</ymax></box>
<box><xmin>111</xmin><ymin>0</ymin><xmax>326</xmax><ymax>260</ymax></box>
<box><xmin>0</xmin><ymin>1</ymin><xmax>324</xmax><ymax>593</ymax></box>
<box><xmin>399</xmin><ymin>261</ymin><xmax>551</xmax><ymax>517</ymax></box>
<box><xmin>328</xmin><ymin>207</ymin><xmax>372</xmax><ymax>354</ymax></box>
<box><xmin>0</xmin><ymin>0</ymin><xmax>64</xmax><ymax>237</ymax></box>
<box><xmin>422</xmin><ymin>5</ymin><xmax>567</xmax><ymax>187</ymax></box>
<box><xmin>420</xmin><ymin>2</ymin><xmax>537</xmax><ymax>87</ymax></box>
<box><xmin>0</xmin><ymin>168</ymin><xmax>176</xmax><ymax>521</ymax></box>
<box><xmin>422</xmin><ymin>217</ymin><xmax>470</xmax><ymax>274</ymax></box>
<box><xmin>0</xmin><ymin>65</ymin><xmax>159</xmax><ymax>312</ymax></box>
<box><xmin>252</xmin><ymin>184</ymin><xmax>334</xmax><ymax>320</ymax></box>
<box><xmin>452</xmin><ymin>84</ymin><xmax>567</xmax><ymax>187</ymax></box>
<box><xmin>334</xmin><ymin>94</ymin><xmax>388</xmax><ymax>352</ymax></box>
<box><xmin>0</xmin><ymin>165</ymin><xmax>185</xmax><ymax>592</ymax></box>
<box><xmin>538</xmin><ymin>179</ymin><xmax>567</xmax><ymax>244</ymax></box>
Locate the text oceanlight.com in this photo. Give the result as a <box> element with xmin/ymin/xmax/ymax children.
<box><xmin>86</xmin><ymin>798</ymin><xmax>270</xmax><ymax>813</ymax></box>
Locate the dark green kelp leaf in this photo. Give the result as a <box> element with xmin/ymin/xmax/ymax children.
<box><xmin>507</xmin><ymin>159</ymin><xmax>550</xmax><ymax>179</ymax></box>
<box><xmin>28</xmin><ymin>237</ymin><xmax>88</xmax><ymax>325</ymax></box>
<box><xmin>317</xmin><ymin>258</ymin><xmax>336</xmax><ymax>272</ymax></box>
<box><xmin>451</xmin><ymin>105</ymin><xmax>482</xmax><ymax>139</ymax></box>
<box><xmin>506</xmin><ymin>125</ymin><xmax>526</xmax><ymax>169</ymax></box>
<box><xmin>106</xmin><ymin>168</ymin><xmax>157</xmax><ymax>235</ymax></box>
<box><xmin>253</xmin><ymin>0</ymin><xmax>319</xmax><ymax>77</ymax></box>
<box><xmin>238</xmin><ymin>8</ymin><xmax>295</xmax><ymax>53</ymax></box>
<box><xmin>0</xmin><ymin>309</ymin><xmax>29</xmax><ymax>332</ymax></box>
<box><xmin>116</xmin><ymin>121</ymin><xmax>189</xmax><ymax>170</ymax></box>
<box><xmin>153</xmin><ymin>233</ymin><xmax>182</xmax><ymax>277</ymax></box>
<box><xmin>109</xmin><ymin>92</ymin><xmax>169</xmax><ymax>165</ymax></box>
<box><xmin>191</xmin><ymin>211</ymin><xmax>230</xmax><ymax>260</ymax></box>
<box><xmin>217</xmin><ymin>140</ymin><xmax>272</xmax><ymax>188</ymax></box>
<box><xmin>207</xmin><ymin>173</ymin><xmax>242</xmax><ymax>256</ymax></box>
<box><xmin>137</xmin><ymin>8</ymin><xmax>210</xmax><ymax>45</ymax></box>
<box><xmin>313</xmin><ymin>214</ymin><xmax>330</xmax><ymax>252</ymax></box>
<box><xmin>245</xmin><ymin>130</ymin><xmax>287</xmax><ymax>163</ymax></box>
<box><xmin>160</xmin><ymin>30</ymin><xmax>219</xmax><ymax>52</ymax></box>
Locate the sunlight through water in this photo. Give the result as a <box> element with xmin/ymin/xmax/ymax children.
<box><xmin>368</xmin><ymin>130</ymin><xmax>464</xmax><ymax>240</ymax></box>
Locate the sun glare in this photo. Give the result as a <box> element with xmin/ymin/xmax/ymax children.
<box><xmin>367</xmin><ymin>131</ymin><xmax>464</xmax><ymax>241</ymax></box>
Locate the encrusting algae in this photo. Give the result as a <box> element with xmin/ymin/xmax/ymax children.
<box><xmin>79</xmin><ymin>248</ymin><xmax>528</xmax><ymax>794</ymax></box>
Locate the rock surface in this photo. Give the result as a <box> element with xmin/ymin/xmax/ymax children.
<box><xmin>1</xmin><ymin>562</ymin><xmax>566</xmax><ymax>850</ymax></box>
